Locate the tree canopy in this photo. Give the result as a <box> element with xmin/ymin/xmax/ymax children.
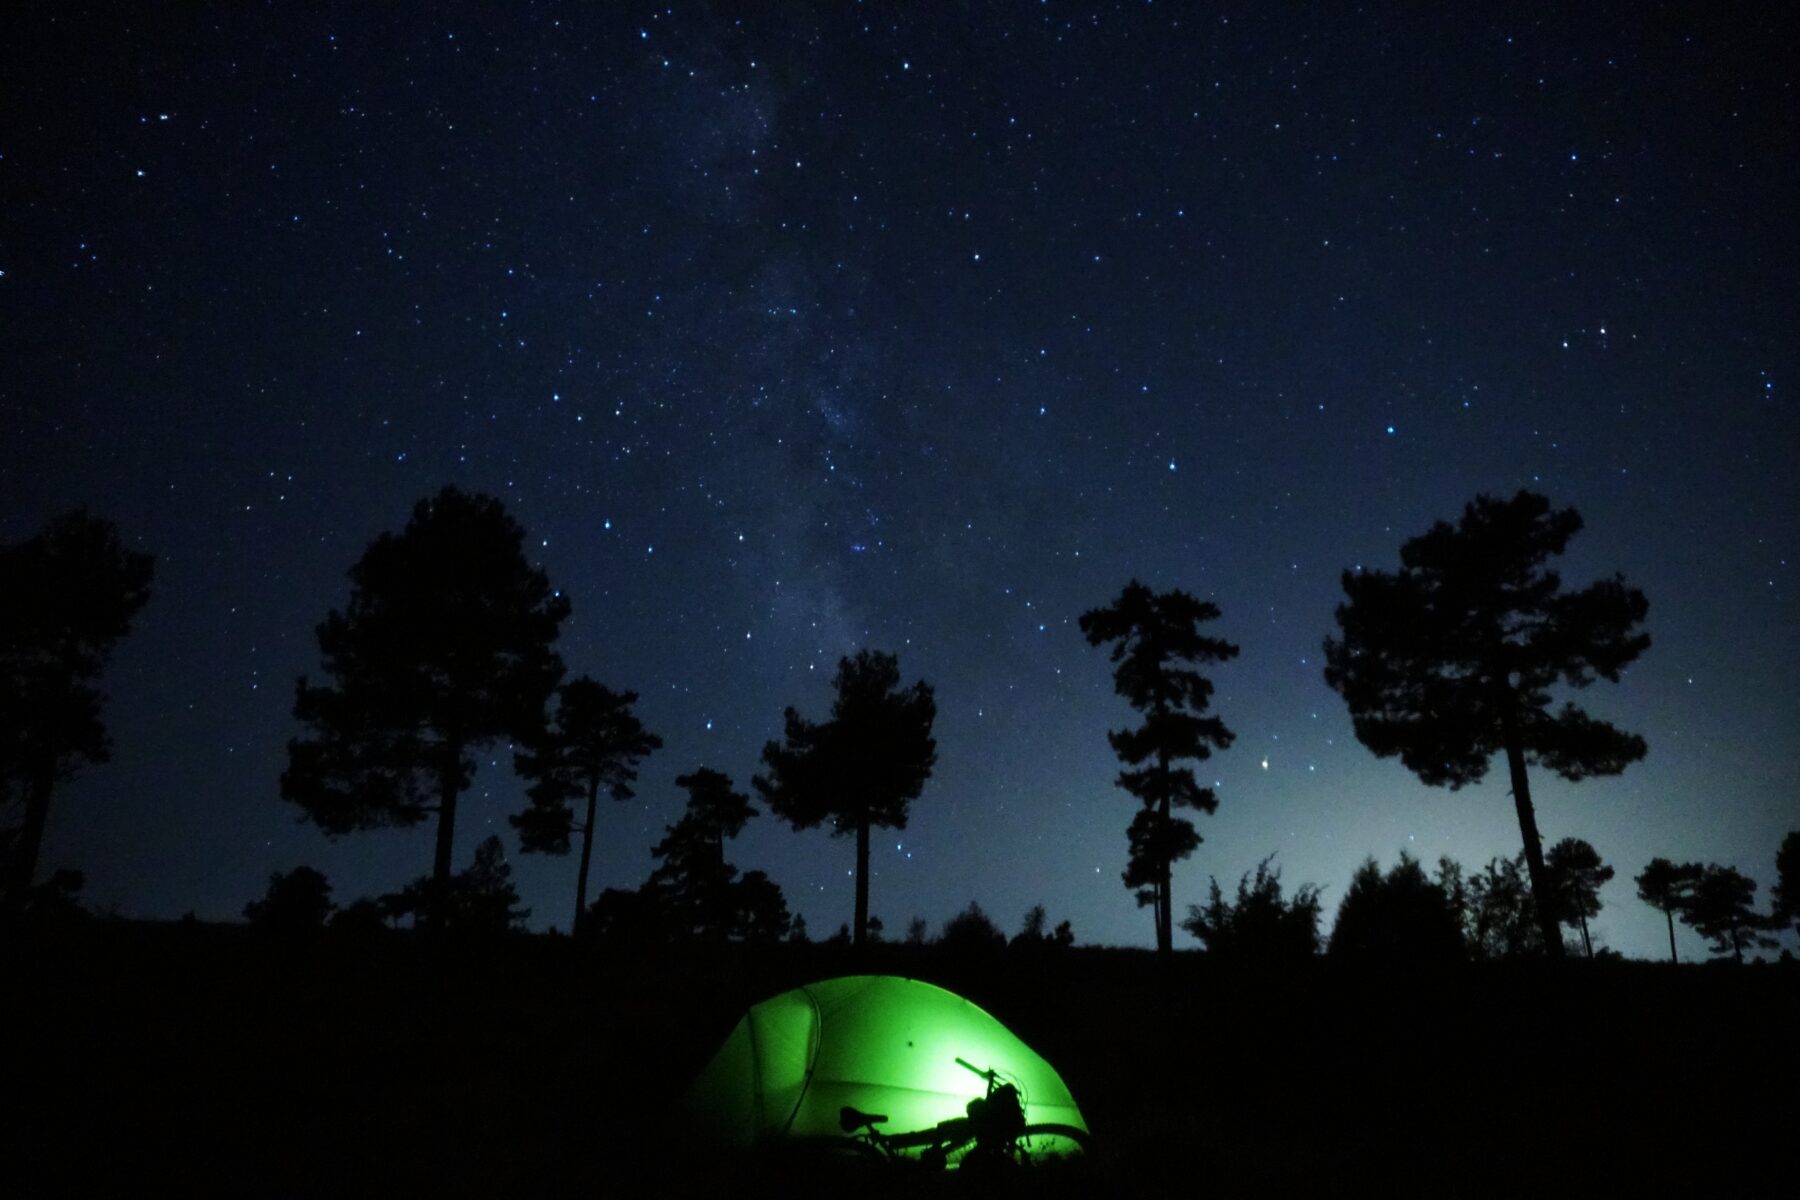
<box><xmin>648</xmin><ymin>768</ymin><xmax>784</xmax><ymax>941</ymax></box>
<box><xmin>755</xmin><ymin>649</ymin><xmax>936</xmax><ymax>947</ymax></box>
<box><xmin>1181</xmin><ymin>856</ymin><xmax>1322</xmax><ymax>961</ymax></box>
<box><xmin>1462</xmin><ymin>853</ymin><xmax>1546</xmax><ymax>959</ymax></box>
<box><xmin>244</xmin><ymin>866</ymin><xmax>335</xmax><ymax>935</ymax></box>
<box><xmin>1323</xmin><ymin>491</ymin><xmax>1649</xmax><ymax>955</ymax></box>
<box><xmin>1327</xmin><ymin>852</ymin><xmax>1466</xmax><ymax>961</ymax></box>
<box><xmin>940</xmin><ymin>900</ymin><xmax>1007</xmax><ymax>956</ymax></box>
<box><xmin>1080</xmin><ymin>579</ymin><xmax>1239</xmax><ymax>953</ymax></box>
<box><xmin>281</xmin><ymin>487</ymin><xmax>567</xmax><ymax>931</ymax></box>
<box><xmin>1</xmin><ymin>511</ymin><xmax>154</xmax><ymax>901</ymax></box>
<box><xmin>1679</xmin><ymin>864</ymin><xmax>1775</xmax><ymax>963</ymax></box>
<box><xmin>389</xmin><ymin>835</ymin><xmax>530</xmax><ymax>936</ymax></box>
<box><xmin>1773</xmin><ymin>831</ymin><xmax>1799</xmax><ymax>938</ymax></box>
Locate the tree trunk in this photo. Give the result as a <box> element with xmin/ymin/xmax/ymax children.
<box><xmin>1579</xmin><ymin>912</ymin><xmax>1592</xmax><ymax>958</ymax></box>
<box><xmin>1498</xmin><ymin>700</ymin><xmax>1565</xmax><ymax>958</ymax></box>
<box><xmin>13</xmin><ymin>766</ymin><xmax>55</xmax><ymax>895</ymax></box>
<box><xmin>573</xmin><ymin>776</ymin><xmax>599</xmax><ymax>936</ymax></box>
<box><xmin>7</xmin><ymin>763</ymin><xmax>55</xmax><ymax>898</ymax></box>
<box><xmin>1155</xmin><ymin>748</ymin><xmax>1172</xmax><ymax>954</ymax></box>
<box><xmin>854</xmin><ymin>814</ymin><xmax>870</xmax><ymax>947</ymax></box>
<box><xmin>1665</xmin><ymin>910</ymin><xmax>1678</xmax><ymax>964</ymax></box>
<box><xmin>429</xmin><ymin>756</ymin><xmax>461</xmax><ymax>935</ymax></box>
<box><xmin>1156</xmin><ymin>796</ymin><xmax>1173</xmax><ymax>954</ymax></box>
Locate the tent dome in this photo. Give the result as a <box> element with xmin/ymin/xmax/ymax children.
<box><xmin>687</xmin><ymin>975</ymin><xmax>1087</xmax><ymax>1156</ymax></box>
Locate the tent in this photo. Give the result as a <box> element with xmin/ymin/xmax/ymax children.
<box><xmin>687</xmin><ymin>975</ymin><xmax>1088</xmax><ymax>1158</ymax></box>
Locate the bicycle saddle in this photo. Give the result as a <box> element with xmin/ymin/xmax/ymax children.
<box><xmin>839</xmin><ymin>1105</ymin><xmax>888</xmax><ymax>1132</ymax></box>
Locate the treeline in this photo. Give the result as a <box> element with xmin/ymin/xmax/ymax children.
<box><xmin>3</xmin><ymin>488</ymin><xmax>1795</xmax><ymax>964</ymax></box>
<box><xmin>1184</xmin><ymin>838</ymin><xmax>1799</xmax><ymax>963</ymax></box>
<box><xmin>235</xmin><ymin>830</ymin><xmax>1798</xmax><ymax>968</ymax></box>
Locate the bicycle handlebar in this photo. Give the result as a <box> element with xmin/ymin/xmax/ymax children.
<box><xmin>953</xmin><ymin>1056</ymin><xmax>996</xmax><ymax>1082</ymax></box>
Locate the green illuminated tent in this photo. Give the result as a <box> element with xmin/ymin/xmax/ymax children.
<box><xmin>688</xmin><ymin>975</ymin><xmax>1088</xmax><ymax>1156</ymax></box>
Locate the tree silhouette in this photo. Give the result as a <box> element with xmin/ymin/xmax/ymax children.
<box><xmin>1080</xmin><ymin>580</ymin><xmax>1239</xmax><ymax>954</ymax></box>
<box><xmin>727</xmin><ymin>869</ymin><xmax>792</xmax><ymax>944</ymax></box>
<box><xmin>1012</xmin><ymin>903</ymin><xmax>1075</xmax><ymax>951</ymax></box>
<box><xmin>754</xmin><ymin>649</ymin><xmax>936</xmax><ymax>947</ymax></box>
<box><xmin>940</xmin><ymin>900</ymin><xmax>1006</xmax><ymax>955</ymax></box>
<box><xmin>1634</xmin><ymin>858</ymin><xmax>1703</xmax><ymax>963</ymax></box>
<box><xmin>1464</xmin><ymin>853</ymin><xmax>1545</xmax><ymax>959</ymax></box>
<box><xmin>586</xmin><ymin>885</ymin><xmax>670</xmax><ymax>947</ymax></box>
<box><xmin>281</xmin><ymin>488</ymin><xmax>567</xmax><ymax>933</ymax></box>
<box><xmin>511</xmin><ymin>677</ymin><xmax>661</xmax><ymax>935</ymax></box>
<box><xmin>1679</xmin><ymin>864</ymin><xmax>1775</xmax><ymax>963</ymax></box>
<box><xmin>11</xmin><ymin>868</ymin><xmax>87</xmax><ymax>921</ymax></box>
<box><xmin>1180</xmin><ymin>856</ymin><xmax>1322</xmax><ymax>961</ymax></box>
<box><xmin>390</xmin><ymin>835</ymin><xmax>529</xmax><ymax>936</ymax></box>
<box><xmin>1</xmin><ymin>512</ymin><xmax>154</xmax><ymax>901</ymax></box>
<box><xmin>1545</xmin><ymin>837</ymin><xmax>1614</xmax><ymax>957</ymax></box>
<box><xmin>1323</xmin><ymin>492</ymin><xmax>1649</xmax><ymax>957</ymax></box>
<box><xmin>1773</xmin><ymin>832</ymin><xmax>1800</xmax><ymax>939</ymax></box>
<box><xmin>329</xmin><ymin>897</ymin><xmax>392</xmax><ymax>935</ymax></box>
<box><xmin>244</xmin><ymin>866</ymin><xmax>335</xmax><ymax>934</ymax></box>
<box><xmin>1327</xmin><ymin>852</ymin><xmax>1466</xmax><ymax>961</ymax></box>
<box><xmin>648</xmin><ymin>768</ymin><xmax>761</xmax><ymax>940</ymax></box>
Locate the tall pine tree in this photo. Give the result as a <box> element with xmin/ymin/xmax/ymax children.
<box><xmin>282</xmin><ymin>487</ymin><xmax>567</xmax><ymax>932</ymax></box>
<box><xmin>512</xmin><ymin>677</ymin><xmax>660</xmax><ymax>934</ymax></box>
<box><xmin>1</xmin><ymin>512</ymin><xmax>153</xmax><ymax>902</ymax></box>
<box><xmin>755</xmin><ymin>650</ymin><xmax>935</xmax><ymax>947</ymax></box>
<box><xmin>1080</xmin><ymin>580</ymin><xmax>1238</xmax><ymax>953</ymax></box>
<box><xmin>1634</xmin><ymin>858</ymin><xmax>1702</xmax><ymax>963</ymax></box>
<box><xmin>1544</xmin><ymin>837</ymin><xmax>1614</xmax><ymax>957</ymax></box>
<box><xmin>1324</xmin><ymin>492</ymin><xmax>1649</xmax><ymax>956</ymax></box>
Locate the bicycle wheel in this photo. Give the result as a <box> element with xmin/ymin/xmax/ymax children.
<box><xmin>1015</xmin><ymin>1124</ymin><xmax>1092</xmax><ymax>1161</ymax></box>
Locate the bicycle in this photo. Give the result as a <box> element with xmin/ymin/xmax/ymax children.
<box><xmin>827</xmin><ymin>1056</ymin><xmax>1092</xmax><ymax>1171</ymax></box>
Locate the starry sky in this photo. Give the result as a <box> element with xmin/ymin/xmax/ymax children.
<box><xmin>4</xmin><ymin>3</ymin><xmax>1795</xmax><ymax>959</ymax></box>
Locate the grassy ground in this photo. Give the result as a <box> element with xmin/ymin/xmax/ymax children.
<box><xmin>7</xmin><ymin>922</ymin><xmax>1792</xmax><ymax>1196</ymax></box>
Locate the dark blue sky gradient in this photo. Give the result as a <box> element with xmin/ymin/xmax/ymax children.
<box><xmin>4</xmin><ymin>3</ymin><xmax>1795</xmax><ymax>957</ymax></box>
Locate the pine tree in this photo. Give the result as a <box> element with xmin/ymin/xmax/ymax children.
<box><xmin>1772</xmin><ymin>832</ymin><xmax>1800</xmax><ymax>938</ymax></box>
<box><xmin>512</xmin><ymin>677</ymin><xmax>660</xmax><ymax>934</ymax></box>
<box><xmin>390</xmin><ymin>835</ymin><xmax>529</xmax><ymax>935</ymax></box>
<box><xmin>1080</xmin><ymin>580</ymin><xmax>1238</xmax><ymax>953</ymax></box>
<box><xmin>647</xmin><ymin>768</ymin><xmax>759</xmax><ymax>940</ymax></box>
<box><xmin>1327</xmin><ymin>852</ymin><xmax>1467</xmax><ymax>961</ymax></box>
<box><xmin>755</xmin><ymin>650</ymin><xmax>935</xmax><ymax>947</ymax></box>
<box><xmin>1679</xmin><ymin>864</ymin><xmax>1775</xmax><ymax>962</ymax></box>
<box><xmin>1324</xmin><ymin>492</ymin><xmax>1649</xmax><ymax>957</ymax></box>
<box><xmin>1544</xmin><ymin>837</ymin><xmax>1614</xmax><ymax>957</ymax></box>
<box><xmin>281</xmin><ymin>487</ymin><xmax>567</xmax><ymax>932</ymax></box>
<box><xmin>1634</xmin><ymin>858</ymin><xmax>1702</xmax><ymax>963</ymax></box>
<box><xmin>1</xmin><ymin>512</ymin><xmax>154</xmax><ymax>901</ymax></box>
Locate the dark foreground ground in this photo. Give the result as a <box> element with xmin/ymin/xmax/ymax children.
<box><xmin>7</xmin><ymin>922</ymin><xmax>1795</xmax><ymax>1197</ymax></box>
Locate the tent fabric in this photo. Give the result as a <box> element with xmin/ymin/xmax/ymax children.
<box><xmin>688</xmin><ymin>975</ymin><xmax>1087</xmax><ymax>1150</ymax></box>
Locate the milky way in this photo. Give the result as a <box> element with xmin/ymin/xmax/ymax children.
<box><xmin>4</xmin><ymin>4</ymin><xmax>1794</xmax><ymax>958</ymax></box>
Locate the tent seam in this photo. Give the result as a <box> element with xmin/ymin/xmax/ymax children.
<box><xmin>776</xmin><ymin>982</ymin><xmax>824</xmax><ymax>1136</ymax></box>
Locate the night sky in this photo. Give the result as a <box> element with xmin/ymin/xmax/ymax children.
<box><xmin>5</xmin><ymin>4</ymin><xmax>1795</xmax><ymax>960</ymax></box>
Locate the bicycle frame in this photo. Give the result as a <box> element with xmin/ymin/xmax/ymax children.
<box><xmin>832</xmin><ymin>1056</ymin><xmax>1085</xmax><ymax>1169</ymax></box>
